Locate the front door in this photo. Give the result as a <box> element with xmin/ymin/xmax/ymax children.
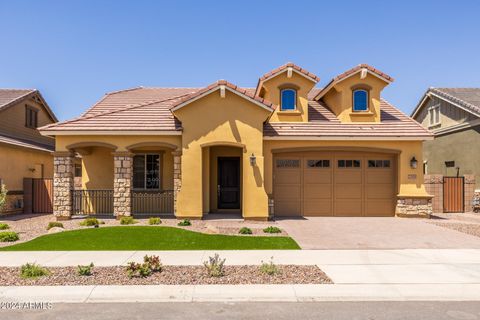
<box><xmin>218</xmin><ymin>157</ymin><xmax>240</xmax><ymax>209</ymax></box>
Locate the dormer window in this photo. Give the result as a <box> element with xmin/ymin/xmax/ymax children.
<box><xmin>353</xmin><ymin>89</ymin><xmax>368</xmax><ymax>112</ymax></box>
<box><xmin>280</xmin><ymin>88</ymin><xmax>296</xmax><ymax>111</ymax></box>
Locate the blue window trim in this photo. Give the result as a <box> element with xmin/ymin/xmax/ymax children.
<box><xmin>352</xmin><ymin>89</ymin><xmax>368</xmax><ymax>112</ymax></box>
<box><xmin>280</xmin><ymin>89</ymin><xmax>296</xmax><ymax>111</ymax></box>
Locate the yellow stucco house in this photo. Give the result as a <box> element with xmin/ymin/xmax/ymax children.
<box><xmin>40</xmin><ymin>63</ymin><xmax>433</xmax><ymax>220</ymax></box>
<box><xmin>0</xmin><ymin>89</ymin><xmax>57</xmax><ymax>214</ymax></box>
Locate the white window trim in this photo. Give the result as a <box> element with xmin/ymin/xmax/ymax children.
<box><xmin>428</xmin><ymin>104</ymin><xmax>441</xmax><ymax>127</ymax></box>
<box><xmin>280</xmin><ymin>88</ymin><xmax>297</xmax><ymax>111</ymax></box>
<box><xmin>133</xmin><ymin>153</ymin><xmax>161</xmax><ymax>190</ymax></box>
<box><xmin>352</xmin><ymin>89</ymin><xmax>369</xmax><ymax>112</ymax></box>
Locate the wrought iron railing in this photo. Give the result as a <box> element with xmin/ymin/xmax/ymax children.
<box><xmin>72</xmin><ymin>190</ymin><xmax>114</xmax><ymax>215</ymax></box>
<box><xmin>132</xmin><ymin>190</ymin><xmax>174</xmax><ymax>215</ymax></box>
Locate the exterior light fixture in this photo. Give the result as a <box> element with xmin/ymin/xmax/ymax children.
<box><xmin>410</xmin><ymin>156</ymin><xmax>418</xmax><ymax>169</ymax></box>
<box><xmin>249</xmin><ymin>153</ymin><xmax>256</xmax><ymax>166</ymax></box>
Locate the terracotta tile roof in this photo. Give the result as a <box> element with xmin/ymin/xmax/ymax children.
<box><xmin>430</xmin><ymin>88</ymin><xmax>480</xmax><ymax>115</ymax></box>
<box><xmin>264</xmin><ymin>99</ymin><xmax>432</xmax><ymax>139</ymax></box>
<box><xmin>314</xmin><ymin>64</ymin><xmax>394</xmax><ymax>100</ymax></box>
<box><xmin>0</xmin><ymin>133</ymin><xmax>54</xmax><ymax>152</ymax></box>
<box><xmin>171</xmin><ymin>80</ymin><xmax>275</xmax><ymax>111</ymax></box>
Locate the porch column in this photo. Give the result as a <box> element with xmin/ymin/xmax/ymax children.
<box><xmin>113</xmin><ymin>152</ymin><xmax>133</xmax><ymax>217</ymax></box>
<box><xmin>53</xmin><ymin>151</ymin><xmax>74</xmax><ymax>221</ymax></box>
<box><xmin>172</xmin><ymin>150</ymin><xmax>182</xmax><ymax>215</ymax></box>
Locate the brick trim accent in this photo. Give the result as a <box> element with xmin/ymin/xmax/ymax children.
<box><xmin>172</xmin><ymin>151</ymin><xmax>181</xmax><ymax>216</ymax></box>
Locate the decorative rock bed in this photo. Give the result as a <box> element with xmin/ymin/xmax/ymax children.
<box><xmin>0</xmin><ymin>265</ymin><xmax>332</xmax><ymax>286</ymax></box>
<box><xmin>429</xmin><ymin>221</ymin><xmax>480</xmax><ymax>238</ymax></box>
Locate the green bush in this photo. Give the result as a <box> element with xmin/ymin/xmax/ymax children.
<box><xmin>263</xmin><ymin>226</ymin><xmax>281</xmax><ymax>234</ymax></box>
<box><xmin>0</xmin><ymin>223</ymin><xmax>9</xmax><ymax>230</ymax></box>
<box><xmin>126</xmin><ymin>255</ymin><xmax>162</xmax><ymax>278</ymax></box>
<box><xmin>0</xmin><ymin>231</ymin><xmax>19</xmax><ymax>242</ymax></box>
<box><xmin>79</xmin><ymin>218</ymin><xmax>103</xmax><ymax>227</ymax></box>
<box><xmin>148</xmin><ymin>217</ymin><xmax>162</xmax><ymax>225</ymax></box>
<box><xmin>260</xmin><ymin>257</ymin><xmax>279</xmax><ymax>276</ymax></box>
<box><xmin>177</xmin><ymin>219</ymin><xmax>191</xmax><ymax>226</ymax></box>
<box><xmin>203</xmin><ymin>253</ymin><xmax>226</xmax><ymax>277</ymax></box>
<box><xmin>239</xmin><ymin>227</ymin><xmax>252</xmax><ymax>235</ymax></box>
<box><xmin>46</xmin><ymin>222</ymin><xmax>63</xmax><ymax>230</ymax></box>
<box><xmin>77</xmin><ymin>263</ymin><xmax>94</xmax><ymax>276</ymax></box>
<box><xmin>20</xmin><ymin>263</ymin><xmax>49</xmax><ymax>278</ymax></box>
<box><xmin>120</xmin><ymin>216</ymin><xmax>137</xmax><ymax>225</ymax></box>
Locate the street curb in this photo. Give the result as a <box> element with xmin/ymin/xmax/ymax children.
<box><xmin>2</xmin><ymin>284</ymin><xmax>480</xmax><ymax>302</ymax></box>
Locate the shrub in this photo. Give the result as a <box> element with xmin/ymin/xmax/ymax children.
<box><xmin>177</xmin><ymin>219</ymin><xmax>191</xmax><ymax>226</ymax></box>
<box><xmin>263</xmin><ymin>226</ymin><xmax>281</xmax><ymax>234</ymax></box>
<box><xmin>239</xmin><ymin>227</ymin><xmax>252</xmax><ymax>235</ymax></box>
<box><xmin>120</xmin><ymin>216</ymin><xmax>137</xmax><ymax>225</ymax></box>
<box><xmin>77</xmin><ymin>263</ymin><xmax>94</xmax><ymax>276</ymax></box>
<box><xmin>0</xmin><ymin>231</ymin><xmax>19</xmax><ymax>242</ymax></box>
<box><xmin>148</xmin><ymin>217</ymin><xmax>162</xmax><ymax>225</ymax></box>
<box><xmin>0</xmin><ymin>223</ymin><xmax>9</xmax><ymax>230</ymax></box>
<box><xmin>79</xmin><ymin>218</ymin><xmax>103</xmax><ymax>227</ymax></box>
<box><xmin>143</xmin><ymin>255</ymin><xmax>162</xmax><ymax>272</ymax></box>
<box><xmin>46</xmin><ymin>222</ymin><xmax>63</xmax><ymax>230</ymax></box>
<box><xmin>20</xmin><ymin>263</ymin><xmax>49</xmax><ymax>279</ymax></box>
<box><xmin>203</xmin><ymin>253</ymin><xmax>226</xmax><ymax>277</ymax></box>
<box><xmin>126</xmin><ymin>255</ymin><xmax>162</xmax><ymax>278</ymax></box>
<box><xmin>260</xmin><ymin>257</ymin><xmax>279</xmax><ymax>276</ymax></box>
<box><xmin>0</xmin><ymin>184</ymin><xmax>7</xmax><ymax>211</ymax></box>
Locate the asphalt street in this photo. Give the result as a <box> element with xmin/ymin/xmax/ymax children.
<box><xmin>2</xmin><ymin>301</ymin><xmax>480</xmax><ymax>320</ymax></box>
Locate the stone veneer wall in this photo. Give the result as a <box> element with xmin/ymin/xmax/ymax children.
<box><xmin>53</xmin><ymin>152</ymin><xmax>74</xmax><ymax>220</ymax></box>
<box><xmin>396</xmin><ymin>197</ymin><xmax>433</xmax><ymax>218</ymax></box>
<box><xmin>172</xmin><ymin>151</ymin><xmax>181</xmax><ymax>215</ymax></box>
<box><xmin>113</xmin><ymin>153</ymin><xmax>132</xmax><ymax>217</ymax></box>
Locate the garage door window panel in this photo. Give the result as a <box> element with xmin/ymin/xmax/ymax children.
<box><xmin>368</xmin><ymin>159</ymin><xmax>391</xmax><ymax>168</ymax></box>
<box><xmin>307</xmin><ymin>159</ymin><xmax>330</xmax><ymax>168</ymax></box>
<box><xmin>338</xmin><ymin>159</ymin><xmax>361</xmax><ymax>168</ymax></box>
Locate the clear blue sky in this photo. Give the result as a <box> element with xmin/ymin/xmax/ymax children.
<box><xmin>1</xmin><ymin>0</ymin><xmax>479</xmax><ymax>121</ymax></box>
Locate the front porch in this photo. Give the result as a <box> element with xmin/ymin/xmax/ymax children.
<box><xmin>53</xmin><ymin>141</ymin><xmax>181</xmax><ymax>220</ymax></box>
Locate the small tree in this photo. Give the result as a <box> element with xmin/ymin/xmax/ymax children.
<box><xmin>0</xmin><ymin>183</ymin><xmax>7</xmax><ymax>211</ymax></box>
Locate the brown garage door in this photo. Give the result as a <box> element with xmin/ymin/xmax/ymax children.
<box><xmin>273</xmin><ymin>151</ymin><xmax>396</xmax><ymax>217</ymax></box>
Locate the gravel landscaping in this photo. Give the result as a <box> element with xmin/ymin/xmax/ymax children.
<box><xmin>0</xmin><ymin>214</ymin><xmax>287</xmax><ymax>248</ymax></box>
<box><xmin>0</xmin><ymin>265</ymin><xmax>332</xmax><ymax>286</ymax></box>
<box><xmin>429</xmin><ymin>221</ymin><xmax>480</xmax><ymax>238</ymax></box>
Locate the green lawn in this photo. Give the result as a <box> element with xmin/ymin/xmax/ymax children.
<box><xmin>0</xmin><ymin>226</ymin><xmax>300</xmax><ymax>251</ymax></box>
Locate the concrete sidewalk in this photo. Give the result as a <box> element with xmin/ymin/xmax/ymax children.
<box><xmin>2</xmin><ymin>284</ymin><xmax>480</xmax><ymax>302</ymax></box>
<box><xmin>1</xmin><ymin>249</ymin><xmax>480</xmax><ymax>302</ymax></box>
<box><xmin>1</xmin><ymin>249</ymin><xmax>480</xmax><ymax>267</ymax></box>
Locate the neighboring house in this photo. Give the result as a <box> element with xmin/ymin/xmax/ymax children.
<box><xmin>40</xmin><ymin>63</ymin><xmax>433</xmax><ymax>221</ymax></box>
<box><xmin>0</xmin><ymin>89</ymin><xmax>57</xmax><ymax>214</ymax></box>
<box><xmin>411</xmin><ymin>88</ymin><xmax>480</xmax><ymax>212</ymax></box>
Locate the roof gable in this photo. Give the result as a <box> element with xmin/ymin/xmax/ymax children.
<box><xmin>411</xmin><ymin>87</ymin><xmax>480</xmax><ymax>119</ymax></box>
<box><xmin>314</xmin><ymin>64</ymin><xmax>394</xmax><ymax>100</ymax></box>
<box><xmin>0</xmin><ymin>89</ymin><xmax>58</xmax><ymax>122</ymax></box>
<box><xmin>171</xmin><ymin>80</ymin><xmax>275</xmax><ymax>112</ymax></box>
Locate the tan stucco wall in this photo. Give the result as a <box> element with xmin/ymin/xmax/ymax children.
<box><xmin>173</xmin><ymin>89</ymin><xmax>271</xmax><ymax>219</ymax></box>
<box><xmin>261</xmin><ymin>72</ymin><xmax>315</xmax><ymax>122</ymax></box>
<box><xmin>322</xmin><ymin>72</ymin><xmax>388</xmax><ymax>123</ymax></box>
<box><xmin>0</xmin><ymin>98</ymin><xmax>55</xmax><ymax>146</ymax></box>
<box><xmin>0</xmin><ymin>143</ymin><xmax>53</xmax><ymax>191</ymax></box>
<box><xmin>263</xmin><ymin>139</ymin><xmax>429</xmax><ymax>198</ymax></box>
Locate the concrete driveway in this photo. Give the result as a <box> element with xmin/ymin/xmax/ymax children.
<box><xmin>276</xmin><ymin>217</ymin><xmax>480</xmax><ymax>249</ymax></box>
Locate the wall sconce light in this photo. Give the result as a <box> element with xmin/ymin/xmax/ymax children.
<box><xmin>410</xmin><ymin>156</ymin><xmax>418</xmax><ymax>169</ymax></box>
<box><xmin>28</xmin><ymin>167</ymin><xmax>36</xmax><ymax>173</ymax></box>
<box><xmin>249</xmin><ymin>153</ymin><xmax>256</xmax><ymax>166</ymax></box>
